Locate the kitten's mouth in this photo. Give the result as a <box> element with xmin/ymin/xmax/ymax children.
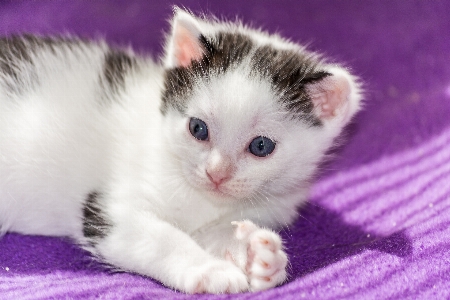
<box><xmin>209</xmin><ymin>184</ymin><xmax>229</xmax><ymax>196</ymax></box>
<box><xmin>206</xmin><ymin>182</ymin><xmax>235</xmax><ymax>198</ymax></box>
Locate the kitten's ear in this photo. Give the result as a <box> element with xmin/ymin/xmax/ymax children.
<box><xmin>310</xmin><ymin>67</ymin><xmax>361</xmax><ymax>124</ymax></box>
<box><xmin>165</xmin><ymin>8</ymin><xmax>205</xmax><ymax>68</ymax></box>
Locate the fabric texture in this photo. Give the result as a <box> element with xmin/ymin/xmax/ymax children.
<box><xmin>1</xmin><ymin>1</ymin><xmax>449</xmax><ymax>298</ymax></box>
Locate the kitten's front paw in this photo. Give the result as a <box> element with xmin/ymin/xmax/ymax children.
<box><xmin>231</xmin><ymin>221</ymin><xmax>288</xmax><ymax>292</ymax></box>
<box><xmin>181</xmin><ymin>259</ymin><xmax>249</xmax><ymax>294</ymax></box>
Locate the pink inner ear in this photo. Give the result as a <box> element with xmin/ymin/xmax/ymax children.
<box><xmin>174</xmin><ymin>26</ymin><xmax>204</xmax><ymax>67</ymax></box>
<box><xmin>312</xmin><ymin>75</ymin><xmax>351</xmax><ymax>119</ymax></box>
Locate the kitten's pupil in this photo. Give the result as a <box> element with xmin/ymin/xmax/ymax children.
<box><xmin>194</xmin><ymin>124</ymin><xmax>201</xmax><ymax>133</ymax></box>
<box><xmin>257</xmin><ymin>140</ymin><xmax>264</xmax><ymax>151</ymax></box>
<box><xmin>249</xmin><ymin>136</ymin><xmax>276</xmax><ymax>157</ymax></box>
<box><xmin>189</xmin><ymin>118</ymin><xmax>208</xmax><ymax>141</ymax></box>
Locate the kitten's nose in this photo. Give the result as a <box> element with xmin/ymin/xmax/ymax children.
<box><xmin>206</xmin><ymin>150</ymin><xmax>234</xmax><ymax>187</ymax></box>
<box><xmin>206</xmin><ymin>169</ymin><xmax>230</xmax><ymax>186</ymax></box>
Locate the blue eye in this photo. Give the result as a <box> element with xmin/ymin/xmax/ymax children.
<box><xmin>249</xmin><ymin>136</ymin><xmax>276</xmax><ymax>157</ymax></box>
<box><xmin>189</xmin><ymin>118</ymin><xmax>209</xmax><ymax>141</ymax></box>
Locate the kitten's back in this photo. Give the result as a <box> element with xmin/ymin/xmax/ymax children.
<box><xmin>0</xmin><ymin>35</ymin><xmax>158</xmax><ymax>237</ymax></box>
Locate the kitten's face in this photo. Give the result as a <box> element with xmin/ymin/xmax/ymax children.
<box><xmin>164</xmin><ymin>70</ymin><xmax>325</xmax><ymax>201</ymax></box>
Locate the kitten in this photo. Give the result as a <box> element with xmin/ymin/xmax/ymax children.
<box><xmin>0</xmin><ymin>8</ymin><xmax>361</xmax><ymax>294</ymax></box>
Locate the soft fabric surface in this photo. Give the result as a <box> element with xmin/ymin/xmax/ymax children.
<box><xmin>1</xmin><ymin>1</ymin><xmax>450</xmax><ymax>299</ymax></box>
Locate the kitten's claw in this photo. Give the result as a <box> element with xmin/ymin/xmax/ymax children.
<box><xmin>181</xmin><ymin>259</ymin><xmax>249</xmax><ymax>294</ymax></box>
<box><xmin>231</xmin><ymin>221</ymin><xmax>288</xmax><ymax>291</ymax></box>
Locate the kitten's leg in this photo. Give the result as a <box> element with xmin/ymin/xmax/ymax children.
<box><xmin>89</xmin><ymin>205</ymin><xmax>249</xmax><ymax>294</ymax></box>
<box><xmin>192</xmin><ymin>220</ymin><xmax>288</xmax><ymax>291</ymax></box>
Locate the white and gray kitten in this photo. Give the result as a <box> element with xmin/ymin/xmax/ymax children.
<box><xmin>0</xmin><ymin>9</ymin><xmax>361</xmax><ymax>293</ymax></box>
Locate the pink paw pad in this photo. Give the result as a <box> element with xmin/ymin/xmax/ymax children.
<box><xmin>231</xmin><ymin>220</ymin><xmax>288</xmax><ymax>291</ymax></box>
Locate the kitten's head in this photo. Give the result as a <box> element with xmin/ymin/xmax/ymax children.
<box><xmin>160</xmin><ymin>8</ymin><xmax>362</xmax><ymax>202</ymax></box>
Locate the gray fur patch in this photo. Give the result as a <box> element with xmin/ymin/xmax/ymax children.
<box><xmin>83</xmin><ymin>191</ymin><xmax>110</xmax><ymax>245</ymax></box>
<box><xmin>161</xmin><ymin>32</ymin><xmax>253</xmax><ymax>114</ymax></box>
<box><xmin>102</xmin><ymin>50</ymin><xmax>137</xmax><ymax>93</ymax></box>
<box><xmin>0</xmin><ymin>35</ymin><xmax>32</xmax><ymax>79</ymax></box>
<box><xmin>251</xmin><ymin>46</ymin><xmax>331</xmax><ymax>125</ymax></box>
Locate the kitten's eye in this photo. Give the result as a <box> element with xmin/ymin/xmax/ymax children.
<box><xmin>189</xmin><ymin>118</ymin><xmax>209</xmax><ymax>141</ymax></box>
<box><xmin>249</xmin><ymin>136</ymin><xmax>276</xmax><ymax>157</ymax></box>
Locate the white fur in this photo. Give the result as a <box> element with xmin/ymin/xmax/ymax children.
<box><xmin>0</xmin><ymin>10</ymin><xmax>362</xmax><ymax>294</ymax></box>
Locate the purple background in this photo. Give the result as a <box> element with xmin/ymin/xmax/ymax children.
<box><xmin>1</xmin><ymin>0</ymin><xmax>450</xmax><ymax>298</ymax></box>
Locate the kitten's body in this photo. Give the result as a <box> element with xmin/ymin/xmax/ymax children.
<box><xmin>0</xmin><ymin>10</ymin><xmax>361</xmax><ymax>293</ymax></box>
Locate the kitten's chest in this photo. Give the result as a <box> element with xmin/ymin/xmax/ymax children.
<box><xmin>160</xmin><ymin>189</ymin><xmax>229</xmax><ymax>233</ymax></box>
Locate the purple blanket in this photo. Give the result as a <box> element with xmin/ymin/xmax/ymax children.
<box><xmin>1</xmin><ymin>1</ymin><xmax>450</xmax><ymax>298</ymax></box>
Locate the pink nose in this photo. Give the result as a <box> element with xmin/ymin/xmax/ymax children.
<box><xmin>206</xmin><ymin>170</ymin><xmax>230</xmax><ymax>186</ymax></box>
<box><xmin>206</xmin><ymin>150</ymin><xmax>234</xmax><ymax>187</ymax></box>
